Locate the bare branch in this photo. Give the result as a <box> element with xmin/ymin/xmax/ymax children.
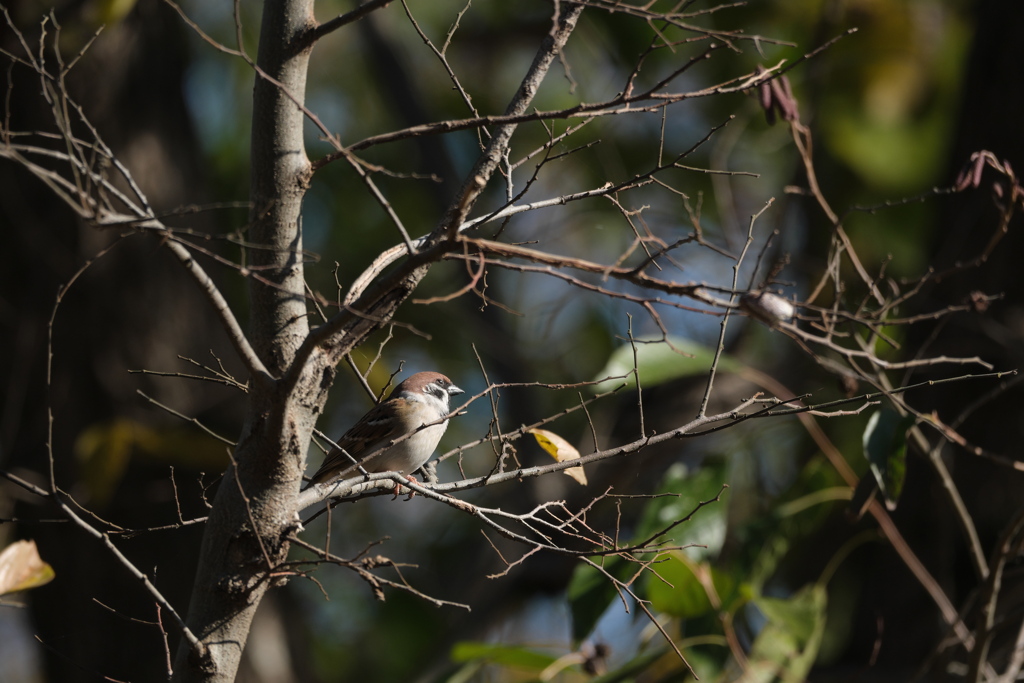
<box><xmin>301</xmin><ymin>0</ymin><xmax>395</xmax><ymax>48</ymax></box>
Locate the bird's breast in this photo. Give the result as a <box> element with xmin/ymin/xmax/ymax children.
<box><xmin>369</xmin><ymin>419</ymin><xmax>448</xmax><ymax>474</ymax></box>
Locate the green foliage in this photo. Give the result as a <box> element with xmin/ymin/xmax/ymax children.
<box><xmin>0</xmin><ymin>0</ymin><xmax>999</xmax><ymax>680</ymax></box>
<box><xmin>451</xmin><ymin>641</ymin><xmax>558</xmax><ymax>671</ymax></box>
<box><xmin>592</xmin><ymin>336</ymin><xmax>743</xmax><ymax>394</ymax></box>
<box><xmin>633</xmin><ymin>462</ymin><xmax>731</xmax><ymax>562</ymax></box>
<box><xmin>557</xmin><ymin>451</ymin><xmax>844</xmax><ymax>682</ymax></box>
<box><xmin>862</xmin><ymin>409</ymin><xmax>915</xmax><ymax>509</ymax></box>
<box><xmin>566</xmin><ymin>460</ymin><xmax>732</xmax><ymax>638</ymax></box>
<box><xmin>646</xmin><ymin>552</ymin><xmax>743</xmax><ymax>619</ymax></box>
<box><xmin>742</xmin><ymin>585</ymin><xmax>827</xmax><ymax>682</ymax></box>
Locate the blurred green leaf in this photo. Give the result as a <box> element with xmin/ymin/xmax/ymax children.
<box><xmin>754</xmin><ymin>587</ymin><xmax>825</xmax><ymax>645</ymax></box>
<box><xmin>862</xmin><ymin>410</ymin><xmax>915</xmax><ymax>510</ymax></box>
<box><xmin>570</xmin><ymin>463</ymin><xmax>729</xmax><ymax>642</ymax></box>
<box><xmin>648</xmin><ymin>552</ymin><xmax>714</xmax><ymax>619</ymax></box>
<box><xmin>647</xmin><ymin>552</ymin><xmax>744</xmax><ymax>619</ymax></box>
<box><xmin>748</xmin><ymin>482</ymin><xmax>853</xmax><ymax>592</ymax></box>
<box><xmin>450</xmin><ymin>641</ymin><xmax>556</xmax><ymax>671</ymax></box>
<box><xmin>592</xmin><ymin>337</ymin><xmax>743</xmax><ymax>393</ymax></box>
<box><xmin>825</xmin><ymin>112</ymin><xmax>948</xmax><ymax>191</ymax></box>
<box><xmin>743</xmin><ymin>585</ymin><xmax>827</xmax><ymax>682</ymax></box>
<box><xmin>633</xmin><ymin>461</ymin><xmax>729</xmax><ymax>560</ymax></box>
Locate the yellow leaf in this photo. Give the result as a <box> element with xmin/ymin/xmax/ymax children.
<box><xmin>0</xmin><ymin>540</ymin><xmax>55</xmax><ymax>596</ymax></box>
<box><xmin>94</xmin><ymin>0</ymin><xmax>139</xmax><ymax>26</ymax></box>
<box><xmin>528</xmin><ymin>428</ymin><xmax>587</xmax><ymax>485</ymax></box>
<box><xmin>75</xmin><ymin>418</ymin><xmax>157</xmax><ymax>507</ymax></box>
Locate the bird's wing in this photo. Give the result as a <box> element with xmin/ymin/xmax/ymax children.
<box><xmin>308</xmin><ymin>400</ymin><xmax>403</xmax><ymax>485</ymax></box>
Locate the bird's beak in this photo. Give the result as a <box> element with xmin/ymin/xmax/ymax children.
<box><xmin>449</xmin><ymin>384</ymin><xmax>465</xmax><ymax>396</ymax></box>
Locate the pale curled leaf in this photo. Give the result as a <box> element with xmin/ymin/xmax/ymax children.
<box><xmin>529</xmin><ymin>428</ymin><xmax>587</xmax><ymax>485</ymax></box>
<box><xmin>0</xmin><ymin>540</ymin><xmax>55</xmax><ymax>596</ymax></box>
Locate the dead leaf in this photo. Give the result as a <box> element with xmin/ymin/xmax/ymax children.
<box><xmin>529</xmin><ymin>428</ymin><xmax>587</xmax><ymax>485</ymax></box>
<box><xmin>0</xmin><ymin>540</ymin><xmax>55</xmax><ymax>596</ymax></box>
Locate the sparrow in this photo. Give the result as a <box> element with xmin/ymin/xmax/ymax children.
<box><xmin>307</xmin><ymin>371</ymin><xmax>464</xmax><ymax>489</ymax></box>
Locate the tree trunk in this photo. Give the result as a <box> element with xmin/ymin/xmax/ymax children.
<box><xmin>171</xmin><ymin>1</ymin><xmax>323</xmax><ymax>680</ymax></box>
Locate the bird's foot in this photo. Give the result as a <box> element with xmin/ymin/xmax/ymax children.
<box><xmin>390</xmin><ymin>475</ymin><xmax>419</xmax><ymax>500</ymax></box>
<box><xmin>391</xmin><ymin>475</ymin><xmax>419</xmax><ymax>501</ymax></box>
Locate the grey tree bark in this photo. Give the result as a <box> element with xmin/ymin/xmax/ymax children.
<box><xmin>171</xmin><ymin>1</ymin><xmax>321</xmax><ymax>680</ymax></box>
